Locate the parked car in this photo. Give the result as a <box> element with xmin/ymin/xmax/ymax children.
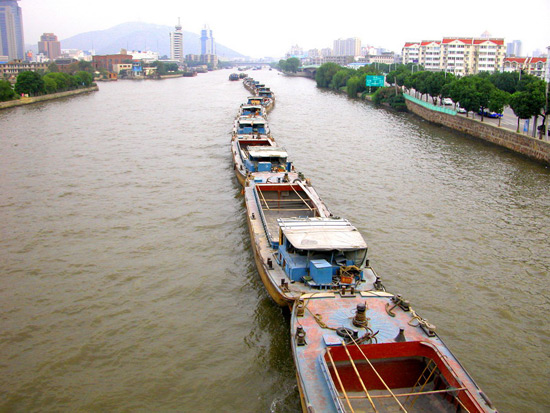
<box><xmin>478</xmin><ymin>109</ymin><xmax>503</xmax><ymax>118</ymax></box>
<box><xmin>456</xmin><ymin>104</ymin><xmax>467</xmax><ymax>114</ymax></box>
<box><xmin>442</xmin><ymin>98</ymin><xmax>453</xmax><ymax>105</ymax></box>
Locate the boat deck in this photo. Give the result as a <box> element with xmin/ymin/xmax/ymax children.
<box><xmin>291</xmin><ymin>294</ymin><xmax>493</xmax><ymax>413</ymax></box>
<box><xmin>256</xmin><ymin>185</ymin><xmax>323</xmax><ymax>237</ymax></box>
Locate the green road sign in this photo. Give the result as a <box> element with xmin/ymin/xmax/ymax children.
<box><xmin>366</xmin><ymin>75</ymin><xmax>385</xmax><ymax>87</ymax></box>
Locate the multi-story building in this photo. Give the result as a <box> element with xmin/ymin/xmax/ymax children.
<box><xmin>323</xmin><ymin>55</ymin><xmax>354</xmax><ymax>65</ymax></box>
<box><xmin>38</xmin><ymin>33</ymin><xmax>61</xmax><ymax>60</ymax></box>
<box><xmin>472</xmin><ymin>38</ymin><xmax>506</xmax><ymax>74</ymax></box>
<box><xmin>506</xmin><ymin>40</ymin><xmax>522</xmax><ymax>57</ymax></box>
<box><xmin>127</xmin><ymin>50</ymin><xmax>159</xmax><ymax>63</ymax></box>
<box><xmin>286</xmin><ymin>45</ymin><xmax>304</xmax><ymax>58</ymax></box>
<box><xmin>0</xmin><ymin>59</ymin><xmax>47</xmax><ymax>81</ymax></box>
<box><xmin>200</xmin><ymin>25</ymin><xmax>215</xmax><ymax>56</ymax></box>
<box><xmin>0</xmin><ymin>0</ymin><xmax>25</xmax><ymax>60</ymax></box>
<box><xmin>402</xmin><ymin>42</ymin><xmax>420</xmax><ymax>64</ymax></box>
<box><xmin>503</xmin><ymin>57</ymin><xmax>547</xmax><ymax>79</ymax></box>
<box><xmin>200</xmin><ymin>54</ymin><xmax>218</xmax><ymax>67</ymax></box>
<box><xmin>369</xmin><ymin>53</ymin><xmax>397</xmax><ymax>65</ymax></box>
<box><xmin>402</xmin><ymin>37</ymin><xmax>506</xmax><ymax>75</ymax></box>
<box><xmin>92</xmin><ymin>53</ymin><xmax>132</xmax><ymax>72</ymax></box>
<box><xmin>419</xmin><ymin>41</ymin><xmax>440</xmax><ymax>71</ymax></box>
<box><xmin>170</xmin><ymin>18</ymin><xmax>183</xmax><ymax>63</ymax></box>
<box><xmin>333</xmin><ymin>38</ymin><xmax>361</xmax><ymax>57</ymax></box>
<box><xmin>306</xmin><ymin>49</ymin><xmax>320</xmax><ymax>58</ymax></box>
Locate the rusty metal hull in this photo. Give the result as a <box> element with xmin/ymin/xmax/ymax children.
<box><xmin>290</xmin><ymin>293</ymin><xmax>497</xmax><ymax>413</ymax></box>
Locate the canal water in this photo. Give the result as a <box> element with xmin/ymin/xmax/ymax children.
<box><xmin>1</xmin><ymin>69</ymin><xmax>548</xmax><ymax>412</ymax></box>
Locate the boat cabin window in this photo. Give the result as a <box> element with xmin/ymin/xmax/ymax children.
<box><xmin>304</xmin><ymin>248</ymin><xmax>367</xmax><ymax>268</ymax></box>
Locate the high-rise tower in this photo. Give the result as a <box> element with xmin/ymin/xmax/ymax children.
<box><xmin>38</xmin><ymin>33</ymin><xmax>61</xmax><ymax>60</ymax></box>
<box><xmin>0</xmin><ymin>0</ymin><xmax>25</xmax><ymax>60</ymax></box>
<box><xmin>200</xmin><ymin>25</ymin><xmax>215</xmax><ymax>56</ymax></box>
<box><xmin>170</xmin><ymin>18</ymin><xmax>183</xmax><ymax>62</ymax></box>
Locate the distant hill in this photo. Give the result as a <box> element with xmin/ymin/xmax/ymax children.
<box><xmin>31</xmin><ymin>22</ymin><xmax>244</xmax><ymax>59</ymax></box>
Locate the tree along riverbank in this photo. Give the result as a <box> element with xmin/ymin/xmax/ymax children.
<box><xmin>285</xmin><ymin>63</ymin><xmax>549</xmax><ymax>165</ymax></box>
<box><xmin>0</xmin><ymin>85</ymin><xmax>99</xmax><ymax>110</ymax></box>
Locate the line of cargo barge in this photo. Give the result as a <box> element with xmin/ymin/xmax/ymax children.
<box><xmin>231</xmin><ymin>75</ymin><xmax>497</xmax><ymax>413</ymax></box>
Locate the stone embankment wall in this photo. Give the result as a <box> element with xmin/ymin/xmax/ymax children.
<box><xmin>0</xmin><ymin>85</ymin><xmax>99</xmax><ymax>110</ymax></box>
<box><xmin>405</xmin><ymin>98</ymin><xmax>550</xmax><ymax>165</ymax></box>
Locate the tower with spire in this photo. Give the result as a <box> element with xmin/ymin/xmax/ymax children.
<box><xmin>170</xmin><ymin>18</ymin><xmax>183</xmax><ymax>62</ymax></box>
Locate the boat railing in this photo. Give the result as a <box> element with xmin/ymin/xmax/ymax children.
<box><xmin>252</xmin><ymin>187</ymin><xmax>276</xmax><ymax>247</ymax></box>
<box><xmin>236</xmin><ymin>142</ymin><xmax>246</xmax><ymax>163</ymax></box>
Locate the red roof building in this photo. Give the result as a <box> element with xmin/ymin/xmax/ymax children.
<box><xmin>402</xmin><ymin>37</ymin><xmax>506</xmax><ymax>75</ymax></box>
<box><xmin>504</xmin><ymin>57</ymin><xmax>547</xmax><ymax>79</ymax></box>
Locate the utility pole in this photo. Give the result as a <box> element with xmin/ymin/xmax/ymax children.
<box><xmin>545</xmin><ymin>45</ymin><xmax>549</xmax><ymax>140</ymax></box>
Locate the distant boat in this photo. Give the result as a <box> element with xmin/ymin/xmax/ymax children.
<box><xmin>229</xmin><ymin>73</ymin><xmax>240</xmax><ymax>81</ymax></box>
<box><xmin>232</xmin><ymin>115</ymin><xmax>270</xmax><ymax>138</ymax></box>
<box><xmin>231</xmin><ymin>140</ymin><xmax>296</xmax><ymax>186</ymax></box>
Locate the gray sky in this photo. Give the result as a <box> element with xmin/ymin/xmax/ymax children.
<box><xmin>22</xmin><ymin>0</ymin><xmax>550</xmax><ymax>58</ymax></box>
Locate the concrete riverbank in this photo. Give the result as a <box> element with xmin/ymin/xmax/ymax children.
<box><xmin>0</xmin><ymin>85</ymin><xmax>99</xmax><ymax>110</ymax></box>
<box><xmin>404</xmin><ymin>95</ymin><xmax>550</xmax><ymax>165</ymax></box>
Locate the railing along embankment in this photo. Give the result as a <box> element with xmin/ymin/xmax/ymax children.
<box><xmin>404</xmin><ymin>94</ymin><xmax>550</xmax><ymax>165</ymax></box>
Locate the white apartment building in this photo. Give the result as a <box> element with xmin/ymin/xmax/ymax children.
<box><xmin>419</xmin><ymin>41</ymin><xmax>440</xmax><ymax>71</ymax></box>
<box><xmin>441</xmin><ymin>37</ymin><xmax>505</xmax><ymax>75</ymax></box>
<box><xmin>127</xmin><ymin>50</ymin><xmax>159</xmax><ymax>62</ymax></box>
<box><xmin>402</xmin><ymin>37</ymin><xmax>506</xmax><ymax>75</ymax></box>
<box><xmin>402</xmin><ymin>42</ymin><xmax>420</xmax><ymax>64</ymax></box>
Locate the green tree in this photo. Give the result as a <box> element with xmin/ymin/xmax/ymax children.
<box><xmin>278</xmin><ymin>57</ymin><xmax>301</xmax><ymax>73</ymax></box>
<box><xmin>474</xmin><ymin>77</ymin><xmax>495</xmax><ymax>121</ymax></box>
<box><xmin>77</xmin><ymin>60</ymin><xmax>94</xmax><ymax>73</ymax></box>
<box><xmin>47</xmin><ymin>62</ymin><xmax>59</xmax><ymax>73</ymax></box>
<box><xmin>489</xmin><ymin>72</ymin><xmax>519</xmax><ymax>94</ymax></box>
<box><xmin>330</xmin><ymin>69</ymin><xmax>353</xmax><ymax>90</ymax></box>
<box><xmin>425</xmin><ymin>71</ymin><xmax>447</xmax><ymax>104</ymax></box>
<box><xmin>164</xmin><ymin>62</ymin><xmax>179</xmax><ymax>72</ymax></box>
<box><xmin>43</xmin><ymin>72</ymin><xmax>68</xmax><ymax>91</ymax></box>
<box><xmin>452</xmin><ymin>77</ymin><xmax>481</xmax><ymax>117</ymax></box>
<box><xmin>523</xmin><ymin>80</ymin><xmax>546</xmax><ymax>136</ymax></box>
<box><xmin>75</xmin><ymin>71</ymin><xmax>93</xmax><ymax>87</ymax></box>
<box><xmin>14</xmin><ymin>71</ymin><xmax>45</xmax><ymax>96</ymax></box>
<box><xmin>315</xmin><ymin>62</ymin><xmax>341</xmax><ymax>88</ymax></box>
<box><xmin>410</xmin><ymin>71</ymin><xmax>430</xmax><ymax>101</ymax></box>
<box><xmin>285</xmin><ymin>57</ymin><xmax>300</xmax><ymax>73</ymax></box>
<box><xmin>487</xmin><ymin>89</ymin><xmax>510</xmax><ymax>126</ymax></box>
<box><xmin>509</xmin><ymin>90</ymin><xmax>540</xmax><ymax>133</ymax></box>
<box><xmin>151</xmin><ymin>61</ymin><xmax>166</xmax><ymax>75</ymax></box>
<box><xmin>0</xmin><ymin>79</ymin><xmax>16</xmax><ymax>101</ymax></box>
<box><xmin>43</xmin><ymin>76</ymin><xmax>57</xmax><ymax>94</ymax></box>
<box><xmin>346</xmin><ymin>76</ymin><xmax>362</xmax><ymax>97</ymax></box>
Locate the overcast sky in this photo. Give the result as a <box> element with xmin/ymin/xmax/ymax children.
<box><xmin>22</xmin><ymin>0</ymin><xmax>550</xmax><ymax>58</ymax></box>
